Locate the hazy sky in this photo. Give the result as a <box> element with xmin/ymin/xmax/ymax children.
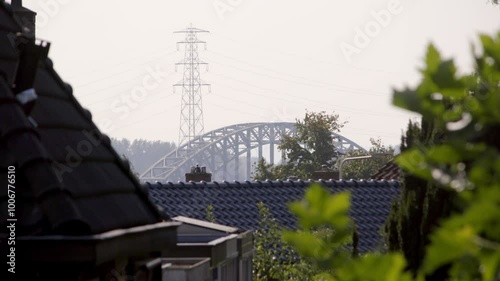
<box><xmin>22</xmin><ymin>0</ymin><xmax>500</xmax><ymax>148</ymax></box>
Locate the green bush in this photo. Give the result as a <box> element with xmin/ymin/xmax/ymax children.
<box><xmin>283</xmin><ymin>32</ymin><xmax>500</xmax><ymax>281</ymax></box>
<box><xmin>253</xmin><ymin>202</ymin><xmax>319</xmax><ymax>281</ymax></box>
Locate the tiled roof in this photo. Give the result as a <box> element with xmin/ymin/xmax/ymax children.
<box><xmin>146</xmin><ymin>180</ymin><xmax>400</xmax><ymax>252</ymax></box>
<box><xmin>0</xmin><ymin>2</ymin><xmax>164</xmax><ymax>236</ymax></box>
<box><xmin>0</xmin><ymin>4</ymin><xmax>21</xmax><ymax>84</ymax></box>
<box><xmin>371</xmin><ymin>161</ymin><xmax>400</xmax><ymax>180</ymax></box>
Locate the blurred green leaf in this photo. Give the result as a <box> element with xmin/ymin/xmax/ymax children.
<box><xmin>425</xmin><ymin>44</ymin><xmax>441</xmax><ymax>73</ymax></box>
<box><xmin>283</xmin><ymin>231</ymin><xmax>328</xmax><ymax>259</ymax></box>
<box><xmin>336</xmin><ymin>254</ymin><xmax>412</xmax><ymax>281</ymax></box>
<box><xmin>271</xmin><ymin>32</ymin><xmax>500</xmax><ymax>281</ymax></box>
<box><xmin>393</xmin><ymin>88</ymin><xmax>422</xmax><ymax>113</ymax></box>
<box><xmin>481</xmin><ymin>251</ymin><xmax>500</xmax><ymax>281</ymax></box>
<box><xmin>395</xmin><ymin>149</ymin><xmax>431</xmax><ymax>179</ymax></box>
<box><xmin>426</xmin><ymin>145</ymin><xmax>461</xmax><ymax>164</ymax></box>
<box><xmin>423</xmin><ymin>225</ymin><xmax>477</xmax><ymax>274</ymax></box>
<box><xmin>324</xmin><ymin>192</ymin><xmax>351</xmax><ymax>229</ymax></box>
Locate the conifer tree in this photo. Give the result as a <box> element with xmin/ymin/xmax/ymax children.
<box><xmin>385</xmin><ymin>119</ymin><xmax>454</xmax><ymax>278</ymax></box>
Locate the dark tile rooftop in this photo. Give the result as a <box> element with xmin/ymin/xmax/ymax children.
<box><xmin>0</xmin><ymin>4</ymin><xmax>20</xmax><ymax>85</ymax></box>
<box><xmin>145</xmin><ymin>180</ymin><xmax>400</xmax><ymax>252</ymax></box>
<box><xmin>0</xmin><ymin>2</ymin><xmax>164</xmax><ymax>236</ymax></box>
<box><xmin>371</xmin><ymin>161</ymin><xmax>400</xmax><ymax>180</ymax></box>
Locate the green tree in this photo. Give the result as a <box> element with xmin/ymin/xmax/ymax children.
<box><xmin>284</xmin><ymin>185</ymin><xmax>414</xmax><ymax>281</ymax></box>
<box><xmin>280</xmin><ymin>110</ymin><xmax>346</xmax><ymax>171</ymax></box>
<box><xmin>252</xmin><ymin>157</ymin><xmax>299</xmax><ymax>181</ymax></box>
<box><xmin>253</xmin><ymin>202</ymin><xmax>316</xmax><ymax>281</ymax></box>
<box><xmin>206</xmin><ymin>204</ymin><xmax>216</xmax><ymax>223</ymax></box>
<box><xmin>253</xmin><ymin>111</ymin><xmax>346</xmax><ymax>180</ymax></box>
<box><xmin>391</xmin><ymin>34</ymin><xmax>500</xmax><ymax>279</ymax></box>
<box><xmin>252</xmin><ymin>158</ymin><xmax>280</xmax><ymax>181</ymax></box>
<box><xmin>385</xmin><ymin>118</ymin><xmax>455</xmax><ymax>279</ymax></box>
<box><xmin>283</xmin><ymin>32</ymin><xmax>500</xmax><ymax>281</ymax></box>
<box><xmin>111</xmin><ymin>138</ymin><xmax>176</xmax><ymax>174</ymax></box>
<box><xmin>341</xmin><ymin>138</ymin><xmax>395</xmax><ymax>180</ymax></box>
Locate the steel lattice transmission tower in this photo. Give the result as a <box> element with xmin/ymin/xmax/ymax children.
<box><xmin>174</xmin><ymin>24</ymin><xmax>211</xmax><ymax>147</ymax></box>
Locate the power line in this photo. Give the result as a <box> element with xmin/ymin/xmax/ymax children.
<box><xmin>73</xmin><ymin>51</ymin><xmax>177</xmax><ymax>90</ymax></box>
<box><xmin>82</xmin><ymin>84</ymin><xmax>177</xmax><ymax>113</ymax></box>
<box><xmin>204</xmin><ymin>99</ymin><xmax>270</xmax><ymax>120</ymax></box>
<box><xmin>209</xmin><ymin>71</ymin><xmax>402</xmax><ymax>119</ymax></box>
<box><xmin>207</xmin><ymin>58</ymin><xmax>385</xmax><ymax>99</ymax></box>
<box><xmin>206</xmin><ymin>49</ymin><xmax>387</xmax><ymax>96</ymax></box>
<box><xmin>79</xmin><ymin>71</ymin><xmax>176</xmax><ymax>106</ymax></box>
<box><xmin>110</xmin><ymin>104</ymin><xmax>180</xmax><ymax>133</ymax></box>
<box><xmin>210</xmin><ymin>32</ymin><xmax>399</xmax><ymax>75</ymax></box>
<box><xmin>65</xmin><ymin>47</ymin><xmax>177</xmax><ymax>81</ymax></box>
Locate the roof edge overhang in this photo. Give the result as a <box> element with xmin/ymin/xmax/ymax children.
<box><xmin>173</xmin><ymin>216</ymin><xmax>239</xmax><ymax>234</ymax></box>
<box><xmin>173</xmin><ymin>234</ymin><xmax>239</xmax><ymax>267</ymax></box>
<box><xmin>18</xmin><ymin>221</ymin><xmax>181</xmax><ymax>266</ymax></box>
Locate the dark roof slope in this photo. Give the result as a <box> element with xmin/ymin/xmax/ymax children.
<box><xmin>0</xmin><ymin>3</ymin><xmax>21</xmax><ymax>84</ymax></box>
<box><xmin>146</xmin><ymin>180</ymin><xmax>400</xmax><ymax>252</ymax></box>
<box><xmin>371</xmin><ymin>161</ymin><xmax>400</xmax><ymax>180</ymax></box>
<box><xmin>0</xmin><ymin>2</ymin><xmax>164</xmax><ymax>236</ymax></box>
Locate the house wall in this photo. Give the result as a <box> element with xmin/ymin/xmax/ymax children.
<box><xmin>162</xmin><ymin>258</ymin><xmax>211</xmax><ymax>281</ymax></box>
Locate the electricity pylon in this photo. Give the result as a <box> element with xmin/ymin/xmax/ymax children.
<box><xmin>174</xmin><ymin>24</ymin><xmax>211</xmax><ymax>147</ymax></box>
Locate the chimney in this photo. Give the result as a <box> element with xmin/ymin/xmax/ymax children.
<box><xmin>11</xmin><ymin>0</ymin><xmax>37</xmax><ymax>38</ymax></box>
<box><xmin>312</xmin><ymin>164</ymin><xmax>339</xmax><ymax>180</ymax></box>
<box><xmin>185</xmin><ymin>165</ymin><xmax>212</xmax><ymax>182</ymax></box>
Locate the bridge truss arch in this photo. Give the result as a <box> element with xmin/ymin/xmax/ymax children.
<box><xmin>140</xmin><ymin>122</ymin><xmax>366</xmax><ymax>182</ymax></box>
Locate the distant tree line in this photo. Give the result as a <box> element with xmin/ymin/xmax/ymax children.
<box><xmin>111</xmin><ymin>138</ymin><xmax>176</xmax><ymax>175</ymax></box>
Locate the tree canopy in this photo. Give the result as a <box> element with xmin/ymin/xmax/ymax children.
<box><xmin>253</xmin><ymin>110</ymin><xmax>346</xmax><ymax>180</ymax></box>
<box><xmin>111</xmin><ymin>138</ymin><xmax>176</xmax><ymax>175</ymax></box>
<box><xmin>341</xmin><ymin>138</ymin><xmax>395</xmax><ymax>180</ymax></box>
<box><xmin>280</xmin><ymin>110</ymin><xmax>346</xmax><ymax>167</ymax></box>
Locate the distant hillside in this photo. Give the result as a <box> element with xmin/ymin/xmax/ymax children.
<box><xmin>111</xmin><ymin>138</ymin><xmax>177</xmax><ymax>175</ymax></box>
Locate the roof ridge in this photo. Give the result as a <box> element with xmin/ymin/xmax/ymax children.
<box><xmin>146</xmin><ymin>179</ymin><xmax>400</xmax><ymax>188</ymax></box>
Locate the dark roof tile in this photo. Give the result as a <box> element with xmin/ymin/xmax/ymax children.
<box><xmin>57</xmin><ymin>162</ymin><xmax>137</xmax><ymax>197</ymax></box>
<box><xmin>37</xmin><ymin>129</ymin><xmax>115</xmax><ymax>162</ymax></box>
<box><xmin>371</xmin><ymin>161</ymin><xmax>400</xmax><ymax>180</ymax></box>
<box><xmin>31</xmin><ymin>96</ymin><xmax>90</xmax><ymax>129</ymax></box>
<box><xmin>146</xmin><ymin>180</ymin><xmax>399</xmax><ymax>252</ymax></box>
<box><xmin>0</xmin><ymin>9</ymin><xmax>165</xmax><ymax>236</ymax></box>
<box><xmin>0</xmin><ymin>8</ymin><xmax>19</xmax><ymax>33</ymax></box>
<box><xmin>32</xmin><ymin>66</ymin><xmax>73</xmax><ymax>99</ymax></box>
<box><xmin>75</xmin><ymin>193</ymin><xmax>157</xmax><ymax>234</ymax></box>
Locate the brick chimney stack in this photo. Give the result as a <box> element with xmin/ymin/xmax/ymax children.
<box><xmin>185</xmin><ymin>165</ymin><xmax>212</xmax><ymax>182</ymax></box>
<box><xmin>312</xmin><ymin>164</ymin><xmax>339</xmax><ymax>180</ymax></box>
<box><xmin>11</xmin><ymin>0</ymin><xmax>36</xmax><ymax>38</ymax></box>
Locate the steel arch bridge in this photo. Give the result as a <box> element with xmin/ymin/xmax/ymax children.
<box><xmin>140</xmin><ymin>122</ymin><xmax>366</xmax><ymax>182</ymax></box>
